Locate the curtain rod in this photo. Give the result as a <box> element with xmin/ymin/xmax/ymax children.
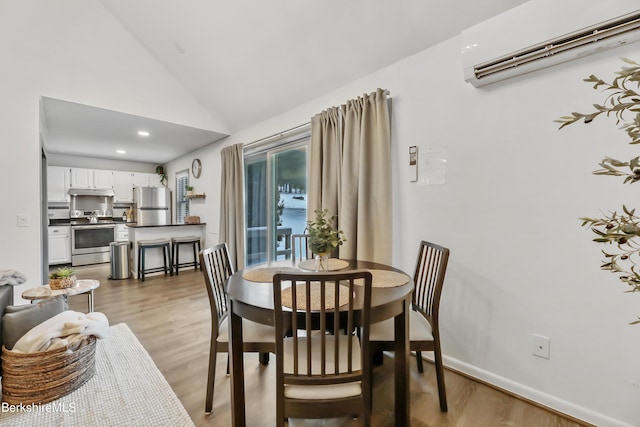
<box><xmin>243</xmin><ymin>122</ymin><xmax>310</xmax><ymax>148</ymax></box>
<box><xmin>243</xmin><ymin>89</ymin><xmax>390</xmax><ymax>149</ymax></box>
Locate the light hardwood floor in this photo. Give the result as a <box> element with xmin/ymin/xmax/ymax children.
<box><xmin>67</xmin><ymin>264</ymin><xmax>590</xmax><ymax>427</ymax></box>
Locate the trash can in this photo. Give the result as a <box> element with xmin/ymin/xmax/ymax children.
<box><xmin>110</xmin><ymin>241</ymin><xmax>130</xmax><ymax>280</ymax></box>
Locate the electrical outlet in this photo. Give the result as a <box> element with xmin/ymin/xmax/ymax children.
<box><xmin>532</xmin><ymin>334</ymin><xmax>550</xmax><ymax>359</ymax></box>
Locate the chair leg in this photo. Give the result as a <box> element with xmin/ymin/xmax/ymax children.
<box><xmin>140</xmin><ymin>247</ymin><xmax>145</xmax><ymax>282</ymax></box>
<box><xmin>166</xmin><ymin>245</ymin><xmax>173</xmax><ymax>276</ymax></box>
<box><xmin>193</xmin><ymin>241</ymin><xmax>198</xmax><ymax>270</ymax></box>
<box><xmin>172</xmin><ymin>243</ymin><xmax>177</xmax><ymax>275</ymax></box>
<box><xmin>205</xmin><ymin>339</ymin><xmax>218</xmax><ymax>414</ymax></box>
<box><xmin>259</xmin><ymin>352</ymin><xmax>269</xmax><ymax>365</ymax></box>
<box><xmin>433</xmin><ymin>343</ymin><xmax>448</xmax><ymax>412</ymax></box>
<box><xmin>175</xmin><ymin>243</ymin><xmax>180</xmax><ymax>275</ymax></box>
<box><xmin>415</xmin><ymin>350</ymin><xmax>424</xmax><ymax>373</ymax></box>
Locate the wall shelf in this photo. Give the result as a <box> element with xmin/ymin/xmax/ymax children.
<box><xmin>186</xmin><ymin>193</ymin><xmax>206</xmax><ymax>199</ymax></box>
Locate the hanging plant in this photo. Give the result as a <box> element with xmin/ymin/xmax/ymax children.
<box><xmin>556</xmin><ymin>58</ymin><xmax>640</xmax><ymax>323</ymax></box>
<box><xmin>155</xmin><ymin>165</ymin><xmax>168</xmax><ymax>186</ymax></box>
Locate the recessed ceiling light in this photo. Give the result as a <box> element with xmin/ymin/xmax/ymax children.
<box><xmin>117</xmin><ymin>150</ymin><xmax>126</xmax><ymax>154</ymax></box>
<box><xmin>138</xmin><ymin>131</ymin><xmax>150</xmax><ymax>137</ymax></box>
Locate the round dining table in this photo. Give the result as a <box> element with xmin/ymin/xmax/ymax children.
<box><xmin>225</xmin><ymin>258</ymin><xmax>413</xmax><ymax>426</ymax></box>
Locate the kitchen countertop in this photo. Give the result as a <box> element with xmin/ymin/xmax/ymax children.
<box><xmin>127</xmin><ymin>223</ymin><xmax>206</xmax><ymax>228</ymax></box>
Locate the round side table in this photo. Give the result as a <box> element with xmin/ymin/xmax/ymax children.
<box><xmin>21</xmin><ymin>279</ymin><xmax>100</xmax><ymax>312</ymax></box>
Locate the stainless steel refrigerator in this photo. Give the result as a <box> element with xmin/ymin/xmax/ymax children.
<box><xmin>133</xmin><ymin>187</ymin><xmax>171</xmax><ymax>226</ymax></box>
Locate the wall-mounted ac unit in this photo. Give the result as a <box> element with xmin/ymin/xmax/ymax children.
<box><xmin>462</xmin><ymin>0</ymin><xmax>640</xmax><ymax>87</ymax></box>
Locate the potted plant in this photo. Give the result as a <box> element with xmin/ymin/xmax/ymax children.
<box><xmin>155</xmin><ymin>165</ymin><xmax>168</xmax><ymax>186</ymax></box>
<box><xmin>49</xmin><ymin>267</ymin><xmax>77</xmax><ymax>290</ymax></box>
<box><xmin>185</xmin><ymin>185</ymin><xmax>194</xmax><ymax>196</ymax></box>
<box><xmin>306</xmin><ymin>208</ymin><xmax>346</xmax><ymax>270</ymax></box>
<box><xmin>556</xmin><ymin>58</ymin><xmax>640</xmax><ymax>323</ymax></box>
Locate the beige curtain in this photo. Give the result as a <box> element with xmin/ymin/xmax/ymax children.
<box><xmin>309</xmin><ymin>88</ymin><xmax>391</xmax><ymax>264</ymax></box>
<box><xmin>308</xmin><ymin>107</ymin><xmax>342</xmax><ymax>219</ymax></box>
<box><xmin>219</xmin><ymin>143</ymin><xmax>245</xmax><ymax>270</ymax></box>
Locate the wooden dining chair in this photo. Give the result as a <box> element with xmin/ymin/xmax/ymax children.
<box><xmin>272</xmin><ymin>270</ymin><xmax>373</xmax><ymax>426</ymax></box>
<box><xmin>290</xmin><ymin>233</ymin><xmax>312</xmax><ymax>262</ymax></box>
<box><xmin>370</xmin><ymin>240</ymin><xmax>450</xmax><ymax>412</ymax></box>
<box><xmin>199</xmin><ymin>243</ymin><xmax>276</xmax><ymax>414</ymax></box>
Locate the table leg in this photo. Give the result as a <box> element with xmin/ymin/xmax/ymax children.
<box><xmin>229</xmin><ymin>301</ymin><xmax>246</xmax><ymax>426</ymax></box>
<box><xmin>88</xmin><ymin>290</ymin><xmax>94</xmax><ymax>312</ymax></box>
<box><xmin>394</xmin><ymin>296</ymin><xmax>410</xmax><ymax>425</ymax></box>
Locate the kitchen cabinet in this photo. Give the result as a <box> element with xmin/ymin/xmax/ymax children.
<box><xmin>94</xmin><ymin>169</ymin><xmax>114</xmax><ymax>188</ymax></box>
<box><xmin>132</xmin><ymin>172</ymin><xmax>162</xmax><ymax>188</ymax></box>
<box><xmin>48</xmin><ymin>225</ymin><xmax>71</xmax><ymax>265</ymax></box>
<box><xmin>70</xmin><ymin>168</ymin><xmax>93</xmax><ymax>188</ymax></box>
<box><xmin>70</xmin><ymin>168</ymin><xmax>114</xmax><ymax>189</ymax></box>
<box><xmin>47</xmin><ymin>166</ymin><xmax>70</xmax><ymax>202</ymax></box>
<box><xmin>113</xmin><ymin>171</ymin><xmax>135</xmax><ymax>202</ymax></box>
<box><xmin>115</xmin><ymin>223</ymin><xmax>129</xmax><ymax>241</ymax></box>
<box><xmin>132</xmin><ymin>172</ymin><xmax>151</xmax><ymax>187</ymax></box>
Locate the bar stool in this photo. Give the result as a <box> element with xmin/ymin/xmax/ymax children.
<box><xmin>171</xmin><ymin>236</ymin><xmax>202</xmax><ymax>275</ymax></box>
<box><xmin>137</xmin><ymin>239</ymin><xmax>172</xmax><ymax>282</ymax></box>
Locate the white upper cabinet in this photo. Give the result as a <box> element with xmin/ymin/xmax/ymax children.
<box><xmin>47</xmin><ymin>166</ymin><xmax>70</xmax><ymax>202</ymax></box>
<box><xmin>132</xmin><ymin>172</ymin><xmax>150</xmax><ymax>188</ymax></box>
<box><xmin>69</xmin><ymin>168</ymin><xmax>93</xmax><ymax>188</ymax></box>
<box><xmin>132</xmin><ymin>172</ymin><xmax>163</xmax><ymax>188</ymax></box>
<box><xmin>113</xmin><ymin>171</ymin><xmax>135</xmax><ymax>202</ymax></box>
<box><xmin>93</xmin><ymin>169</ymin><xmax>114</xmax><ymax>188</ymax></box>
<box><xmin>70</xmin><ymin>168</ymin><xmax>114</xmax><ymax>189</ymax></box>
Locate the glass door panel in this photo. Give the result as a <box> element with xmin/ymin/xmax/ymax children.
<box><xmin>245</xmin><ymin>142</ymin><xmax>307</xmax><ymax>266</ymax></box>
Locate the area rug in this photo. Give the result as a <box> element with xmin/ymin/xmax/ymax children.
<box><xmin>0</xmin><ymin>323</ymin><xmax>194</xmax><ymax>427</ymax></box>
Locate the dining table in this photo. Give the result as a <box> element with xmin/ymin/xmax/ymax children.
<box><xmin>225</xmin><ymin>258</ymin><xmax>414</xmax><ymax>426</ymax></box>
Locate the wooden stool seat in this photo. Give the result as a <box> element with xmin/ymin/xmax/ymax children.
<box><xmin>137</xmin><ymin>239</ymin><xmax>172</xmax><ymax>282</ymax></box>
<box><xmin>171</xmin><ymin>236</ymin><xmax>201</xmax><ymax>275</ymax></box>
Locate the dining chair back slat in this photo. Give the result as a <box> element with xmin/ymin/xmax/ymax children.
<box><xmin>291</xmin><ymin>233</ymin><xmax>312</xmax><ymax>262</ymax></box>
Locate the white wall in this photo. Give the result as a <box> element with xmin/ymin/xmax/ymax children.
<box><xmin>168</xmin><ymin>37</ymin><xmax>640</xmax><ymax>427</ymax></box>
<box><xmin>0</xmin><ymin>0</ymin><xmax>220</xmax><ymax>303</ymax></box>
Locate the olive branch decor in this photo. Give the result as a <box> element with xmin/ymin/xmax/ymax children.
<box><xmin>556</xmin><ymin>58</ymin><xmax>640</xmax><ymax>324</ymax></box>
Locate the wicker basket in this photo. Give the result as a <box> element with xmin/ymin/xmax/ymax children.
<box><xmin>49</xmin><ymin>275</ymin><xmax>77</xmax><ymax>290</ymax></box>
<box><xmin>1</xmin><ymin>335</ymin><xmax>96</xmax><ymax>405</ymax></box>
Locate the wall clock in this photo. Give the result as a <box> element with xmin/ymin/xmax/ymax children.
<box><xmin>192</xmin><ymin>158</ymin><xmax>202</xmax><ymax>178</ymax></box>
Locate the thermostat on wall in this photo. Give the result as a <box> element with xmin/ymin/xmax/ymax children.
<box><xmin>409</xmin><ymin>146</ymin><xmax>418</xmax><ymax>182</ymax></box>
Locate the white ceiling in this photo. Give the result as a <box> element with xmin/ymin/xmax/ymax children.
<box><xmin>44</xmin><ymin>0</ymin><xmax>527</xmax><ymax>164</ymax></box>
<box><xmin>42</xmin><ymin>97</ymin><xmax>228</xmax><ymax>164</ymax></box>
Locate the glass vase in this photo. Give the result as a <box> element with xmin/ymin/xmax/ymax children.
<box><xmin>315</xmin><ymin>253</ymin><xmax>330</xmax><ymax>271</ymax></box>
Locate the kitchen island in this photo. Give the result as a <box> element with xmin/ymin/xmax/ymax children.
<box><xmin>128</xmin><ymin>223</ymin><xmax>206</xmax><ymax>279</ymax></box>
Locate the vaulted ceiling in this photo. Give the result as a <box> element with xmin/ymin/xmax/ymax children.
<box><xmin>45</xmin><ymin>0</ymin><xmax>527</xmax><ymax>163</ymax></box>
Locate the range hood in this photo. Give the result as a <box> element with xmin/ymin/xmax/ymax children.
<box><xmin>68</xmin><ymin>188</ymin><xmax>115</xmax><ymax>197</ymax></box>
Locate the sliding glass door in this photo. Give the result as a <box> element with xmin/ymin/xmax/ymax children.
<box><xmin>245</xmin><ymin>139</ymin><xmax>308</xmax><ymax>266</ymax></box>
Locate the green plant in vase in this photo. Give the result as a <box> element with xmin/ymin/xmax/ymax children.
<box><xmin>306</xmin><ymin>208</ymin><xmax>346</xmax><ymax>271</ymax></box>
<box><xmin>556</xmin><ymin>58</ymin><xmax>640</xmax><ymax>323</ymax></box>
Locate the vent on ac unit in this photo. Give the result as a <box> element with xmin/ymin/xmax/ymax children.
<box><xmin>462</xmin><ymin>1</ymin><xmax>640</xmax><ymax>87</ymax></box>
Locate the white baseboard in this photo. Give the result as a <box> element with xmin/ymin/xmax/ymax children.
<box><xmin>439</xmin><ymin>355</ymin><xmax>633</xmax><ymax>427</ymax></box>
